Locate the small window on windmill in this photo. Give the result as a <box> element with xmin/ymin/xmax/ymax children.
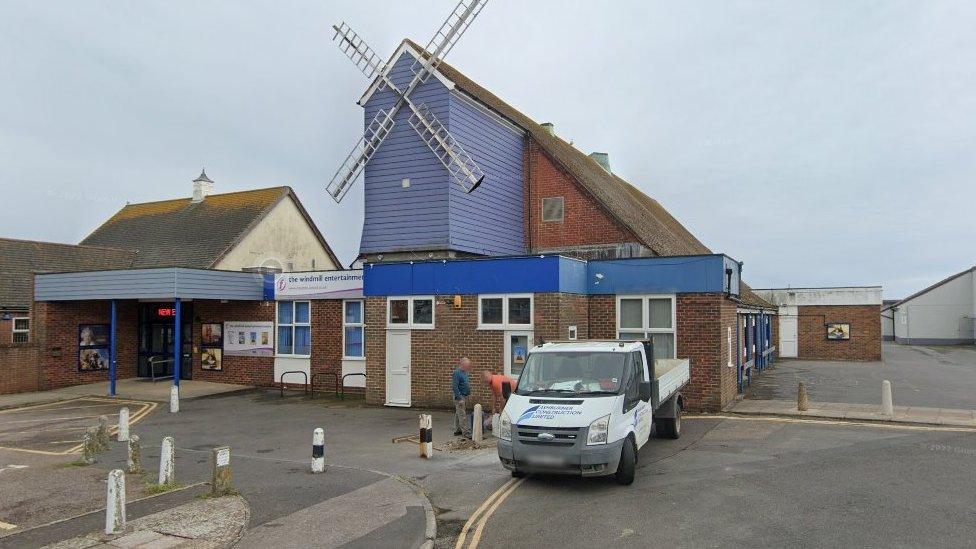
<box><xmin>542</xmin><ymin>197</ymin><xmax>564</xmax><ymax>222</ymax></box>
<box><xmin>401</xmin><ymin>178</ymin><xmax>411</xmax><ymax>188</ymax></box>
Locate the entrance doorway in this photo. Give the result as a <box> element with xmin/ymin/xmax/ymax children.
<box><xmin>779</xmin><ymin>306</ymin><xmax>798</xmax><ymax>358</ymax></box>
<box><xmin>138</xmin><ymin>303</ymin><xmax>192</xmax><ymax>380</ymax></box>
<box><xmin>385</xmin><ymin>330</ymin><xmax>411</xmax><ymax>406</ymax></box>
<box><xmin>504</xmin><ymin>330</ymin><xmax>532</xmax><ymax>377</ymax></box>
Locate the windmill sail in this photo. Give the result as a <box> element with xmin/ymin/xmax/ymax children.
<box><xmin>326</xmin><ymin>109</ymin><xmax>396</xmax><ymax>202</ymax></box>
<box><xmin>407</xmin><ymin>103</ymin><xmax>485</xmax><ymax>193</ymax></box>
<box><xmin>410</xmin><ymin>0</ymin><xmax>488</xmax><ymax>83</ymax></box>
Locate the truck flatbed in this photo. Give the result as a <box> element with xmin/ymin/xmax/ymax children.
<box><xmin>651</xmin><ymin>358</ymin><xmax>690</xmax><ymax>409</ymax></box>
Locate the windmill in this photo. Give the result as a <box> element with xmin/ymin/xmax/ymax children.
<box><xmin>326</xmin><ymin>0</ymin><xmax>489</xmax><ymax>203</ymax></box>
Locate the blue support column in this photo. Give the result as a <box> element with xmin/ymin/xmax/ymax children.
<box><xmin>173</xmin><ymin>298</ymin><xmax>181</xmax><ymax>388</ymax></box>
<box><xmin>736</xmin><ymin>315</ymin><xmax>743</xmax><ymax>392</ymax></box>
<box><xmin>109</xmin><ymin>300</ymin><xmax>117</xmax><ymax>397</ymax></box>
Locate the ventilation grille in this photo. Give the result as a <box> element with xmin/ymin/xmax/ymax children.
<box><xmin>542</xmin><ymin>197</ymin><xmax>564</xmax><ymax>222</ymax></box>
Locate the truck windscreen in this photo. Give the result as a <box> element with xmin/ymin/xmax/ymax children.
<box><xmin>515</xmin><ymin>352</ymin><xmax>630</xmax><ymax>396</ymax></box>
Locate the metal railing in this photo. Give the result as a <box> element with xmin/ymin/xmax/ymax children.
<box><xmin>278</xmin><ymin>370</ymin><xmax>309</xmax><ymax>398</ymax></box>
<box><xmin>147</xmin><ymin>357</ymin><xmax>174</xmax><ymax>383</ymax></box>
<box><xmin>310</xmin><ymin>371</ymin><xmax>339</xmax><ymax>398</ymax></box>
<box><xmin>340</xmin><ymin>373</ymin><xmax>367</xmax><ymax>400</ymax></box>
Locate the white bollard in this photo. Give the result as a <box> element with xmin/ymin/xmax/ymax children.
<box><xmin>105</xmin><ymin>469</ymin><xmax>126</xmax><ymax>535</ymax></box>
<box><xmin>882</xmin><ymin>380</ymin><xmax>894</xmax><ymax>416</ymax></box>
<box><xmin>472</xmin><ymin>404</ymin><xmax>483</xmax><ymax>444</ymax></box>
<box><xmin>117</xmin><ymin>407</ymin><xmax>130</xmax><ymax>442</ymax></box>
<box><xmin>311</xmin><ymin>428</ymin><xmax>325</xmax><ymax>473</ymax></box>
<box><xmin>492</xmin><ymin>413</ymin><xmax>500</xmax><ymax>435</ymax></box>
<box><xmin>158</xmin><ymin>436</ymin><xmax>175</xmax><ymax>485</ymax></box>
<box><xmin>419</xmin><ymin>414</ymin><xmax>433</xmax><ymax>459</ymax></box>
<box><xmin>169</xmin><ymin>386</ymin><xmax>179</xmax><ymax>414</ymax></box>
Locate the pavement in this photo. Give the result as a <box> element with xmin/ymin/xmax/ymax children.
<box><xmin>745</xmin><ymin>342</ymin><xmax>976</xmax><ymax>410</ymax></box>
<box><xmin>0</xmin><ymin>380</ymin><xmax>252</xmax><ymax>410</ymax></box>
<box><xmin>43</xmin><ymin>495</ymin><xmax>248</xmax><ymax>549</ymax></box>
<box><xmin>728</xmin><ymin>398</ymin><xmax>976</xmax><ymax>427</ymax></box>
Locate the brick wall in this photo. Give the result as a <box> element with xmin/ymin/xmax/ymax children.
<box><xmin>525</xmin><ymin>140</ymin><xmax>636</xmax><ymax>252</ymax></box>
<box><xmin>192</xmin><ymin>300</ymin><xmax>276</xmax><ymax>386</ymax></box>
<box><xmin>0</xmin><ymin>307</ymin><xmax>38</xmax><ymax>394</ymax></box>
<box><xmin>583</xmin><ymin>293</ymin><xmax>737</xmax><ymax>412</ymax></box>
<box><xmin>33</xmin><ymin>300</ymin><xmax>139</xmax><ymax>391</ymax></box>
<box><xmin>796</xmin><ymin>305</ymin><xmax>882</xmax><ymax>361</ymax></box>
<box><xmin>364</xmin><ymin>293</ymin><xmax>590</xmax><ymax>409</ymax></box>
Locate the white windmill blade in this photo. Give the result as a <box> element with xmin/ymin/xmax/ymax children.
<box><xmin>332</xmin><ymin>22</ymin><xmax>388</xmax><ymax>81</ymax></box>
<box><xmin>326</xmin><ymin>108</ymin><xmax>397</xmax><ymax>203</ymax></box>
<box><xmin>410</xmin><ymin>0</ymin><xmax>489</xmax><ymax>83</ymax></box>
<box><xmin>406</xmin><ymin>102</ymin><xmax>485</xmax><ymax>193</ymax></box>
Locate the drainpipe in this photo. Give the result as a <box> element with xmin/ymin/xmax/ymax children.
<box><xmin>109</xmin><ymin>300</ymin><xmax>117</xmax><ymax>397</ymax></box>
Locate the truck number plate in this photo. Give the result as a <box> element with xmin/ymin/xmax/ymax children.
<box><xmin>525</xmin><ymin>453</ymin><xmax>565</xmax><ymax>466</ymax></box>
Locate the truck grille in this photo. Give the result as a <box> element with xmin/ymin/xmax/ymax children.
<box><xmin>516</xmin><ymin>425</ymin><xmax>582</xmax><ymax>447</ymax></box>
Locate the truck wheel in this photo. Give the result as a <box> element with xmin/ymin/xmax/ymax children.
<box><xmin>658</xmin><ymin>409</ymin><xmax>682</xmax><ymax>440</ymax></box>
<box><xmin>615</xmin><ymin>438</ymin><xmax>637</xmax><ymax>485</ymax></box>
<box><xmin>511</xmin><ymin>470</ymin><xmax>526</xmax><ymax>478</ymax></box>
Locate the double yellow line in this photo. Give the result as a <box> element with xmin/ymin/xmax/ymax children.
<box><xmin>455</xmin><ymin>476</ymin><xmax>526</xmax><ymax>549</ymax></box>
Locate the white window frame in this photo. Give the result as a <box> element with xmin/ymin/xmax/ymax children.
<box><xmin>342</xmin><ymin>299</ymin><xmax>365</xmax><ymax>360</ymax></box>
<box><xmin>477</xmin><ymin>294</ymin><xmax>534</xmax><ymax>330</ymax></box>
<box><xmin>12</xmin><ymin>316</ymin><xmax>29</xmax><ymax>343</ymax></box>
<box><xmin>615</xmin><ymin>295</ymin><xmax>677</xmax><ymax>358</ymax></box>
<box><xmin>386</xmin><ymin>296</ymin><xmax>435</xmax><ymax>329</ymax></box>
<box><xmin>276</xmin><ymin>300</ymin><xmax>311</xmax><ymax>357</ymax></box>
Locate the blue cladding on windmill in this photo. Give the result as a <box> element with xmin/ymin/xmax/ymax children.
<box><xmin>327</xmin><ymin>0</ymin><xmax>490</xmax><ymax>203</ymax></box>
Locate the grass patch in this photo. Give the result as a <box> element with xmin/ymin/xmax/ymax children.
<box><xmin>144</xmin><ymin>482</ymin><xmax>180</xmax><ymax>495</ymax></box>
<box><xmin>63</xmin><ymin>460</ymin><xmax>92</xmax><ymax>467</ymax></box>
<box><xmin>196</xmin><ymin>489</ymin><xmax>240</xmax><ymax>500</ymax></box>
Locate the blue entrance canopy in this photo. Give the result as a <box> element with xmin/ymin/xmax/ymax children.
<box><xmin>34</xmin><ymin>267</ymin><xmax>266</xmax><ymax>301</ymax></box>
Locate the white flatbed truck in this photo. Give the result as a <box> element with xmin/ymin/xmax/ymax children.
<box><xmin>496</xmin><ymin>340</ymin><xmax>690</xmax><ymax>485</ymax></box>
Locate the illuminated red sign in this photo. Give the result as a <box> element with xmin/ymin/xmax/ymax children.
<box><xmin>156</xmin><ymin>307</ymin><xmax>176</xmax><ymax>318</ymax></box>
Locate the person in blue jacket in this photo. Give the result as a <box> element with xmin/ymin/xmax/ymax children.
<box><xmin>452</xmin><ymin>357</ymin><xmax>472</xmax><ymax>437</ymax></box>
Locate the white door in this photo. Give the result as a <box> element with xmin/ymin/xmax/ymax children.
<box><xmin>504</xmin><ymin>331</ymin><xmax>533</xmax><ymax>378</ymax></box>
<box><xmin>779</xmin><ymin>307</ymin><xmax>798</xmax><ymax>358</ymax></box>
<box><xmin>385</xmin><ymin>330</ymin><xmax>411</xmax><ymax>407</ymax></box>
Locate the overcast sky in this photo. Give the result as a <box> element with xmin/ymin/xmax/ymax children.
<box><xmin>1</xmin><ymin>1</ymin><xmax>973</xmax><ymax>298</ymax></box>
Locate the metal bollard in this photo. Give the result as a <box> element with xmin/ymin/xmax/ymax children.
<box><xmin>158</xmin><ymin>436</ymin><xmax>175</xmax><ymax>485</ymax></box>
<box><xmin>311</xmin><ymin>428</ymin><xmax>325</xmax><ymax>473</ymax></box>
<box><xmin>882</xmin><ymin>380</ymin><xmax>894</xmax><ymax>416</ymax></box>
<box><xmin>83</xmin><ymin>426</ymin><xmax>99</xmax><ymax>464</ymax></box>
<box><xmin>105</xmin><ymin>469</ymin><xmax>126</xmax><ymax>535</ymax></box>
<box><xmin>472</xmin><ymin>404</ymin><xmax>483</xmax><ymax>444</ymax></box>
<box><xmin>117</xmin><ymin>407</ymin><xmax>130</xmax><ymax>442</ymax></box>
<box><xmin>419</xmin><ymin>414</ymin><xmax>433</xmax><ymax>459</ymax></box>
<box><xmin>797</xmin><ymin>381</ymin><xmax>809</xmax><ymax>411</ymax></box>
<box><xmin>169</xmin><ymin>385</ymin><xmax>180</xmax><ymax>414</ymax></box>
<box><xmin>127</xmin><ymin>435</ymin><xmax>143</xmax><ymax>474</ymax></box>
<box><xmin>211</xmin><ymin>446</ymin><xmax>234</xmax><ymax>496</ymax></box>
<box><xmin>97</xmin><ymin>415</ymin><xmax>110</xmax><ymax>450</ymax></box>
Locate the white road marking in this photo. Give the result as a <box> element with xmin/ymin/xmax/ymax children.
<box><xmin>0</xmin><ymin>520</ymin><xmax>16</xmax><ymax>530</ymax></box>
<box><xmin>0</xmin><ymin>464</ymin><xmax>29</xmax><ymax>474</ymax></box>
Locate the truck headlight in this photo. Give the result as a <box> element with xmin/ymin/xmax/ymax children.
<box><xmin>498</xmin><ymin>411</ymin><xmax>512</xmax><ymax>441</ymax></box>
<box><xmin>586</xmin><ymin>414</ymin><xmax>610</xmax><ymax>445</ymax></box>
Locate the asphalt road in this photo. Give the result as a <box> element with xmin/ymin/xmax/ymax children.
<box><xmin>472</xmin><ymin>417</ymin><xmax>976</xmax><ymax>548</ymax></box>
<box><xmin>746</xmin><ymin>342</ymin><xmax>976</xmax><ymax>409</ymax></box>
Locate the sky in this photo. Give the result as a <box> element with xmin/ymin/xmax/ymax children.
<box><xmin>1</xmin><ymin>1</ymin><xmax>973</xmax><ymax>299</ymax></box>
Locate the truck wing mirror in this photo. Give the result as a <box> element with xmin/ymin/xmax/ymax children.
<box><xmin>639</xmin><ymin>381</ymin><xmax>652</xmax><ymax>402</ymax></box>
<box><xmin>502</xmin><ymin>381</ymin><xmax>512</xmax><ymax>399</ymax></box>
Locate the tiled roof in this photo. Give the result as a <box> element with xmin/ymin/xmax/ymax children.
<box><xmin>0</xmin><ymin>238</ymin><xmax>135</xmax><ymax>309</ymax></box>
<box><xmin>80</xmin><ymin>187</ymin><xmax>340</xmax><ymax>269</ymax></box>
<box><xmin>400</xmin><ymin>40</ymin><xmax>769</xmax><ymax>308</ymax></box>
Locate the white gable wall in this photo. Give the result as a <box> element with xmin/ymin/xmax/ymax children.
<box><xmin>215</xmin><ymin>197</ymin><xmax>337</xmax><ymax>273</ymax></box>
<box><xmin>893</xmin><ymin>270</ymin><xmax>975</xmax><ymax>345</ymax></box>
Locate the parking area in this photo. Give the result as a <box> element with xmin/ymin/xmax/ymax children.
<box><xmin>0</xmin><ymin>397</ymin><xmax>156</xmax><ymax>455</ymax></box>
<box><xmin>746</xmin><ymin>342</ymin><xmax>976</xmax><ymax>410</ymax></box>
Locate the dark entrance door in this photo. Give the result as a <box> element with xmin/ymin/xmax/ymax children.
<box><xmin>138</xmin><ymin>303</ymin><xmax>192</xmax><ymax>379</ymax></box>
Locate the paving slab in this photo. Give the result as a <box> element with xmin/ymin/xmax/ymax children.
<box><xmin>727</xmin><ymin>399</ymin><xmax>976</xmax><ymax>428</ymax></box>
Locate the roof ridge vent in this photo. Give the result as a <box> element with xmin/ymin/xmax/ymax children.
<box><xmin>588</xmin><ymin>152</ymin><xmax>611</xmax><ymax>173</ymax></box>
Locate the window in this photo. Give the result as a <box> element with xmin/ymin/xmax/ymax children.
<box><xmin>542</xmin><ymin>197</ymin><xmax>564</xmax><ymax>222</ymax></box>
<box><xmin>387</xmin><ymin>297</ymin><xmax>435</xmax><ymax>329</ymax></box>
<box><xmin>343</xmin><ymin>300</ymin><xmax>364</xmax><ymax>359</ymax></box>
<box><xmin>277</xmin><ymin>301</ymin><xmax>311</xmax><ymax>356</ymax></box>
<box><xmin>12</xmin><ymin>317</ymin><xmax>29</xmax><ymax>343</ymax></box>
<box><xmin>478</xmin><ymin>294</ymin><xmax>533</xmax><ymax>329</ymax></box>
<box><xmin>616</xmin><ymin>296</ymin><xmax>676</xmax><ymax>360</ymax></box>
